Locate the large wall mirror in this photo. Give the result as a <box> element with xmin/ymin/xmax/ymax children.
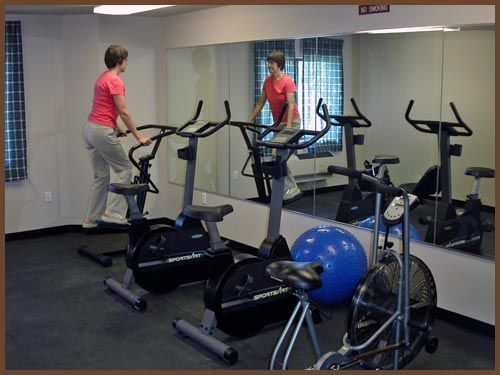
<box><xmin>165</xmin><ymin>24</ymin><xmax>494</xmax><ymax>260</ymax></box>
<box><xmin>165</xmin><ymin>44</ymin><xmax>231</xmax><ymax>196</ymax></box>
<box><xmin>438</xmin><ymin>25</ymin><xmax>495</xmax><ymax>258</ymax></box>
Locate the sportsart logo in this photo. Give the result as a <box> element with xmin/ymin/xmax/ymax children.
<box><xmin>252</xmin><ymin>286</ymin><xmax>291</xmax><ymax>300</ymax></box>
<box><xmin>167</xmin><ymin>252</ymin><xmax>205</xmax><ymax>263</ymax></box>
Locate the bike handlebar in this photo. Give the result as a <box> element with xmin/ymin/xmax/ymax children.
<box><xmin>175</xmin><ymin>100</ymin><xmax>231</xmax><ymax>138</ymax></box>
<box><xmin>128</xmin><ymin>124</ymin><xmax>177</xmax><ymax>195</ymax></box>
<box><xmin>255</xmin><ymin>103</ymin><xmax>332</xmax><ymax>150</ymax></box>
<box><xmin>405</xmin><ymin>99</ymin><xmax>473</xmax><ymax>137</ymax></box>
<box><xmin>316</xmin><ymin>97</ymin><xmax>371</xmax><ymax>128</ymax></box>
<box><xmin>230</xmin><ymin>103</ymin><xmax>287</xmax><ymax>150</ymax></box>
<box><xmin>327</xmin><ymin>165</ymin><xmax>403</xmax><ymax>196</ymax></box>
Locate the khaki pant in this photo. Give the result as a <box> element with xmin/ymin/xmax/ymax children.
<box><xmin>82</xmin><ymin>121</ymin><xmax>133</xmax><ymax>222</ymax></box>
<box><xmin>277</xmin><ymin>117</ymin><xmax>301</xmax><ymax>194</ymax></box>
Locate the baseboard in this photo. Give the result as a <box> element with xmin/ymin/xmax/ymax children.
<box><xmin>6</xmin><ymin>225</ymin><xmax>85</xmax><ymax>241</ymax></box>
<box><xmin>5</xmin><ymin>217</ymin><xmax>176</xmax><ymax>241</ymax></box>
<box><xmin>302</xmin><ymin>184</ymin><xmax>345</xmax><ymax>196</ymax></box>
<box><xmin>435</xmin><ymin>308</ymin><xmax>494</xmax><ymax>338</ymax></box>
<box><xmin>302</xmin><ymin>185</ymin><xmax>495</xmax><ymax>214</ymax></box>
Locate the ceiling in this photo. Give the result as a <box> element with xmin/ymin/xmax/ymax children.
<box><xmin>5</xmin><ymin>5</ymin><xmax>223</xmax><ymax>17</ymax></box>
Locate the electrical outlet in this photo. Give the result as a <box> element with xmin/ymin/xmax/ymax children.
<box><xmin>44</xmin><ymin>191</ymin><xmax>53</xmax><ymax>202</ymax></box>
<box><xmin>232</xmin><ymin>170</ymin><xmax>238</xmax><ymax>180</ymax></box>
<box><xmin>201</xmin><ymin>192</ymin><xmax>207</xmax><ymax>205</ymax></box>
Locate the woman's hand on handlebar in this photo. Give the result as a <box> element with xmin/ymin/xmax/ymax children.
<box><xmin>137</xmin><ymin>135</ymin><xmax>152</xmax><ymax>146</ymax></box>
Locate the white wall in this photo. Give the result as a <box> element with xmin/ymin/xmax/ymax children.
<box><xmin>357</xmin><ymin>31</ymin><xmax>444</xmax><ymax>188</ymax></box>
<box><xmin>5</xmin><ymin>14</ymin><xmax>163</xmax><ymax>232</ymax></box>
<box><xmin>164</xmin><ymin>44</ymin><xmax>230</xmax><ymax>194</ymax></box>
<box><xmin>161</xmin><ymin>5</ymin><xmax>494</xmax><ymax>48</ymax></box>
<box><xmin>441</xmin><ymin>30</ymin><xmax>495</xmax><ymax>206</ymax></box>
<box><xmin>5</xmin><ymin>16</ymin><xmax>66</xmax><ymax>232</ymax></box>
<box><xmin>4</xmin><ymin>5</ymin><xmax>494</xmax><ymax>325</ymax></box>
<box><xmin>357</xmin><ymin>29</ymin><xmax>495</xmax><ymax>206</ymax></box>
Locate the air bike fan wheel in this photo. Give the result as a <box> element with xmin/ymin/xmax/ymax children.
<box><xmin>346</xmin><ymin>254</ymin><xmax>437</xmax><ymax>369</ymax></box>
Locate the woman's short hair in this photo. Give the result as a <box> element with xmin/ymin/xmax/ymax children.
<box><xmin>104</xmin><ymin>45</ymin><xmax>128</xmax><ymax>69</ymax></box>
<box><xmin>267</xmin><ymin>50</ymin><xmax>285</xmax><ymax>70</ymax></box>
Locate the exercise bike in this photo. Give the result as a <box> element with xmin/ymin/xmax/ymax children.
<box><xmin>77</xmin><ymin>124</ymin><xmax>176</xmax><ymax>267</ymax></box>
<box><xmin>229</xmin><ymin>104</ymin><xmax>287</xmax><ymax>204</ymax></box>
<box><xmin>315</xmin><ymin>98</ymin><xmax>399</xmax><ymax>224</ymax></box>
<box><xmin>230</xmin><ymin>105</ymin><xmax>305</xmax><ymax>205</ymax></box>
<box><xmin>267</xmin><ymin>165</ymin><xmax>438</xmax><ymax>370</ymax></box>
<box><xmin>404</xmin><ymin>100</ymin><xmax>495</xmax><ymax>254</ymax></box>
<box><xmin>102</xmin><ymin>100</ymin><xmax>231</xmax><ymax>310</ymax></box>
<box><xmin>172</xmin><ymin>103</ymin><xmax>333</xmax><ymax>364</ymax></box>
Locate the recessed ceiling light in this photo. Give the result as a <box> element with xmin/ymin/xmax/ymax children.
<box><xmin>358</xmin><ymin>26</ymin><xmax>460</xmax><ymax>34</ymax></box>
<box><xmin>94</xmin><ymin>5</ymin><xmax>174</xmax><ymax>15</ymax></box>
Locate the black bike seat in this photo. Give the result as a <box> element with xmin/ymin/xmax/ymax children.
<box><xmin>465</xmin><ymin>167</ymin><xmax>495</xmax><ymax>178</ymax></box>
<box><xmin>372</xmin><ymin>155</ymin><xmax>400</xmax><ymax>165</ymax></box>
<box><xmin>183</xmin><ymin>204</ymin><xmax>234</xmax><ymax>222</ymax></box>
<box><xmin>108</xmin><ymin>183</ymin><xmax>149</xmax><ymax>196</ymax></box>
<box><xmin>266</xmin><ymin>261</ymin><xmax>324</xmax><ymax>291</ymax></box>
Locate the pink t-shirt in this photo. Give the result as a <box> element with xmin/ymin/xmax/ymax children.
<box><xmin>88</xmin><ymin>70</ymin><xmax>126</xmax><ymax>128</ymax></box>
<box><xmin>263</xmin><ymin>74</ymin><xmax>300</xmax><ymax>123</ymax></box>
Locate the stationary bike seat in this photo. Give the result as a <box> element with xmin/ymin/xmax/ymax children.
<box><xmin>372</xmin><ymin>155</ymin><xmax>400</xmax><ymax>165</ymax></box>
<box><xmin>108</xmin><ymin>183</ymin><xmax>149</xmax><ymax>195</ymax></box>
<box><xmin>183</xmin><ymin>204</ymin><xmax>234</xmax><ymax>222</ymax></box>
<box><xmin>465</xmin><ymin>167</ymin><xmax>495</xmax><ymax>178</ymax></box>
<box><xmin>266</xmin><ymin>261</ymin><xmax>324</xmax><ymax>291</ymax></box>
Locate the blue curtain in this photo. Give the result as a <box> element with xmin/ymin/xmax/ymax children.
<box><xmin>5</xmin><ymin>21</ymin><xmax>27</xmax><ymax>182</ymax></box>
<box><xmin>304</xmin><ymin>37</ymin><xmax>344</xmax><ymax>153</ymax></box>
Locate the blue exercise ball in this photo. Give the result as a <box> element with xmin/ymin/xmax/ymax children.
<box><xmin>291</xmin><ymin>225</ymin><xmax>367</xmax><ymax>306</ymax></box>
<box><xmin>357</xmin><ymin>216</ymin><xmax>422</xmax><ymax>241</ymax></box>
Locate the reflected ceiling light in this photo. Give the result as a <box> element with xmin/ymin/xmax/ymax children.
<box><xmin>359</xmin><ymin>26</ymin><xmax>460</xmax><ymax>34</ymax></box>
<box><xmin>94</xmin><ymin>5</ymin><xmax>174</xmax><ymax>15</ymax></box>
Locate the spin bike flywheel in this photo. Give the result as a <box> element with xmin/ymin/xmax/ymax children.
<box><xmin>346</xmin><ymin>254</ymin><xmax>437</xmax><ymax>369</ymax></box>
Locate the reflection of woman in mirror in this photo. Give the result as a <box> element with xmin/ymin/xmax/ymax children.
<box><xmin>192</xmin><ymin>48</ymin><xmax>215</xmax><ymax>118</ymax></box>
<box><xmin>247</xmin><ymin>50</ymin><xmax>302</xmax><ymax>201</ymax></box>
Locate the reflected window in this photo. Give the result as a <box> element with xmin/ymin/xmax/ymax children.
<box><xmin>253</xmin><ymin>38</ymin><xmax>344</xmax><ymax>155</ymax></box>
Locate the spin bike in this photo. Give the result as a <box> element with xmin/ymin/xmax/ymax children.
<box><xmin>404</xmin><ymin>100</ymin><xmax>495</xmax><ymax>254</ymax></box>
<box><xmin>172</xmin><ymin>103</ymin><xmax>333</xmax><ymax>364</ymax></box>
<box><xmin>102</xmin><ymin>100</ymin><xmax>231</xmax><ymax>310</ymax></box>
<box><xmin>267</xmin><ymin>165</ymin><xmax>438</xmax><ymax>370</ymax></box>
<box><xmin>315</xmin><ymin>98</ymin><xmax>399</xmax><ymax>224</ymax></box>
<box><xmin>77</xmin><ymin>124</ymin><xmax>176</xmax><ymax>267</ymax></box>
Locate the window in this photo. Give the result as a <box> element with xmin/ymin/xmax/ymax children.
<box><xmin>253</xmin><ymin>37</ymin><xmax>344</xmax><ymax>155</ymax></box>
<box><xmin>5</xmin><ymin>21</ymin><xmax>28</xmax><ymax>182</ymax></box>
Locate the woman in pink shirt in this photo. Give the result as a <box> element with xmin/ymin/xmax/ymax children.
<box><xmin>82</xmin><ymin>45</ymin><xmax>151</xmax><ymax>229</ymax></box>
<box><xmin>247</xmin><ymin>50</ymin><xmax>302</xmax><ymax>202</ymax></box>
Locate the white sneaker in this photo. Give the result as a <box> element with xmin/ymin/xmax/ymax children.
<box><xmin>283</xmin><ymin>186</ymin><xmax>302</xmax><ymax>202</ymax></box>
<box><xmin>101</xmin><ymin>212</ymin><xmax>128</xmax><ymax>225</ymax></box>
<box><xmin>82</xmin><ymin>221</ymin><xmax>97</xmax><ymax>229</ymax></box>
